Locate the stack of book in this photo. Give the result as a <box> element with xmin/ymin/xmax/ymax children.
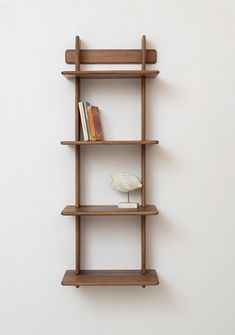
<box><xmin>78</xmin><ymin>101</ymin><xmax>104</xmax><ymax>141</ymax></box>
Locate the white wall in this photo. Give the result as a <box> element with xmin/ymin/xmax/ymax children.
<box><xmin>1</xmin><ymin>0</ymin><xmax>235</xmax><ymax>334</ymax></box>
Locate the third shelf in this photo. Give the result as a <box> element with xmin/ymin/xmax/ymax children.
<box><xmin>61</xmin><ymin>205</ymin><xmax>158</xmax><ymax>216</ymax></box>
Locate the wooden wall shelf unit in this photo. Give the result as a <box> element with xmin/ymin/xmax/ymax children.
<box><xmin>61</xmin><ymin>36</ymin><xmax>160</xmax><ymax>287</ymax></box>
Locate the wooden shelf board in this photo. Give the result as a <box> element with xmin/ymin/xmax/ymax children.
<box><xmin>61</xmin><ymin>140</ymin><xmax>159</xmax><ymax>145</ymax></box>
<box><xmin>61</xmin><ymin>205</ymin><xmax>159</xmax><ymax>216</ymax></box>
<box><xmin>62</xmin><ymin>269</ymin><xmax>159</xmax><ymax>286</ymax></box>
<box><xmin>61</xmin><ymin>70</ymin><xmax>159</xmax><ymax>79</ymax></box>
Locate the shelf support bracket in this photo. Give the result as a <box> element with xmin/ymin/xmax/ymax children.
<box><xmin>141</xmin><ymin>35</ymin><xmax>147</xmax><ymax>275</ymax></box>
<box><xmin>75</xmin><ymin>36</ymin><xmax>81</xmax><ymax>275</ymax></box>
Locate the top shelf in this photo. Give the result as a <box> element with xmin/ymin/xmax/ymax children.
<box><xmin>61</xmin><ymin>70</ymin><xmax>159</xmax><ymax>79</ymax></box>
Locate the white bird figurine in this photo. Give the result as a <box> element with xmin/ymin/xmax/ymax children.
<box><xmin>111</xmin><ymin>173</ymin><xmax>142</xmax><ymax>192</ymax></box>
<box><xmin>111</xmin><ymin>173</ymin><xmax>142</xmax><ymax>208</ymax></box>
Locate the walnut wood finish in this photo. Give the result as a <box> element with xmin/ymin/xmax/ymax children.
<box><xmin>141</xmin><ymin>35</ymin><xmax>147</xmax><ymax>208</ymax></box>
<box><xmin>141</xmin><ymin>35</ymin><xmax>147</xmax><ymax>276</ymax></box>
<box><xmin>61</xmin><ymin>70</ymin><xmax>159</xmax><ymax>79</ymax></box>
<box><xmin>61</xmin><ymin>205</ymin><xmax>158</xmax><ymax>216</ymax></box>
<box><xmin>75</xmin><ymin>36</ymin><xmax>81</xmax><ymax>275</ymax></box>
<box><xmin>62</xmin><ymin>269</ymin><xmax>159</xmax><ymax>286</ymax></box>
<box><xmin>65</xmin><ymin>49</ymin><xmax>157</xmax><ymax>64</ymax></box>
<box><xmin>61</xmin><ymin>140</ymin><xmax>159</xmax><ymax>145</ymax></box>
<box><xmin>61</xmin><ymin>36</ymin><xmax>159</xmax><ymax>286</ymax></box>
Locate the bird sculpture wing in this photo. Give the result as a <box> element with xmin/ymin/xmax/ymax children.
<box><xmin>111</xmin><ymin>173</ymin><xmax>142</xmax><ymax>192</ymax></box>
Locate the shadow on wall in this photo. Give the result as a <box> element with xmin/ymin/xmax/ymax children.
<box><xmin>147</xmin><ymin>77</ymin><xmax>182</xmax><ymax>136</ymax></box>
<box><xmin>70</xmin><ymin>276</ymin><xmax>178</xmax><ymax>309</ymax></box>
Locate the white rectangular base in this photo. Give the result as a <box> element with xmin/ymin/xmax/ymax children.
<box><xmin>118</xmin><ymin>202</ymin><xmax>139</xmax><ymax>209</ymax></box>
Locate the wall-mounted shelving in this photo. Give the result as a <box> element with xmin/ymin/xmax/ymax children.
<box><xmin>61</xmin><ymin>35</ymin><xmax>160</xmax><ymax>287</ymax></box>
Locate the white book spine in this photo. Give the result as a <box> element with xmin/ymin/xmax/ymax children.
<box><xmin>78</xmin><ymin>102</ymin><xmax>89</xmax><ymax>141</ymax></box>
<box><xmin>83</xmin><ymin>102</ymin><xmax>91</xmax><ymax>140</ymax></box>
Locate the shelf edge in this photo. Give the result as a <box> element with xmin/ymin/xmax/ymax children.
<box><xmin>61</xmin><ymin>269</ymin><xmax>159</xmax><ymax>286</ymax></box>
<box><xmin>60</xmin><ymin>140</ymin><xmax>159</xmax><ymax>145</ymax></box>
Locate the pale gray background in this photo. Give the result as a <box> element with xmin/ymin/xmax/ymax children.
<box><xmin>0</xmin><ymin>0</ymin><xmax>235</xmax><ymax>334</ymax></box>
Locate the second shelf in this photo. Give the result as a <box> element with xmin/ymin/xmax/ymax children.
<box><xmin>61</xmin><ymin>140</ymin><xmax>159</xmax><ymax>145</ymax></box>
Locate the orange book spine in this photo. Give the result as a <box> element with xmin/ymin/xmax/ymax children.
<box><xmin>88</xmin><ymin>106</ymin><xmax>97</xmax><ymax>140</ymax></box>
<box><xmin>92</xmin><ymin>107</ymin><xmax>103</xmax><ymax>141</ymax></box>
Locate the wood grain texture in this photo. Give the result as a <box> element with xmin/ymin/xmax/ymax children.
<box><xmin>61</xmin><ymin>70</ymin><xmax>159</xmax><ymax>79</ymax></box>
<box><xmin>65</xmin><ymin>49</ymin><xmax>157</xmax><ymax>64</ymax></box>
<box><xmin>141</xmin><ymin>35</ymin><xmax>147</xmax><ymax>207</ymax></box>
<box><xmin>75</xmin><ymin>36</ymin><xmax>81</xmax><ymax>275</ymax></box>
<box><xmin>141</xmin><ymin>216</ymin><xmax>146</xmax><ymax>274</ymax></box>
<box><xmin>75</xmin><ymin>36</ymin><xmax>81</xmax><ymax>207</ymax></box>
<box><xmin>61</xmin><ymin>140</ymin><xmax>159</xmax><ymax>145</ymax></box>
<box><xmin>62</xmin><ymin>269</ymin><xmax>159</xmax><ymax>286</ymax></box>
<box><xmin>61</xmin><ymin>205</ymin><xmax>159</xmax><ymax>216</ymax></box>
<box><xmin>141</xmin><ymin>35</ymin><xmax>147</xmax><ymax>275</ymax></box>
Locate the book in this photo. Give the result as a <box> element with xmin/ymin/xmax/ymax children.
<box><xmin>78</xmin><ymin>102</ymin><xmax>89</xmax><ymax>141</ymax></box>
<box><xmin>83</xmin><ymin>101</ymin><xmax>91</xmax><ymax>140</ymax></box>
<box><xmin>87</xmin><ymin>106</ymin><xmax>104</xmax><ymax>141</ymax></box>
<box><xmin>87</xmin><ymin>106</ymin><xmax>96</xmax><ymax>140</ymax></box>
<box><xmin>118</xmin><ymin>202</ymin><xmax>139</xmax><ymax>209</ymax></box>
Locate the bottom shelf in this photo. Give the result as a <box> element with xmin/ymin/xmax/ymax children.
<box><xmin>62</xmin><ymin>269</ymin><xmax>159</xmax><ymax>286</ymax></box>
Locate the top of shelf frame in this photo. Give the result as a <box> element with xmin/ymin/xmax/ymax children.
<box><xmin>65</xmin><ymin>49</ymin><xmax>157</xmax><ymax>64</ymax></box>
<box><xmin>62</xmin><ymin>39</ymin><xmax>159</xmax><ymax>78</ymax></box>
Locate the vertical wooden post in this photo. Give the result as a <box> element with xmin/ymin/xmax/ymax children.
<box><xmin>141</xmin><ymin>35</ymin><xmax>146</xmax><ymax>276</ymax></box>
<box><xmin>75</xmin><ymin>36</ymin><xmax>81</xmax><ymax>275</ymax></box>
